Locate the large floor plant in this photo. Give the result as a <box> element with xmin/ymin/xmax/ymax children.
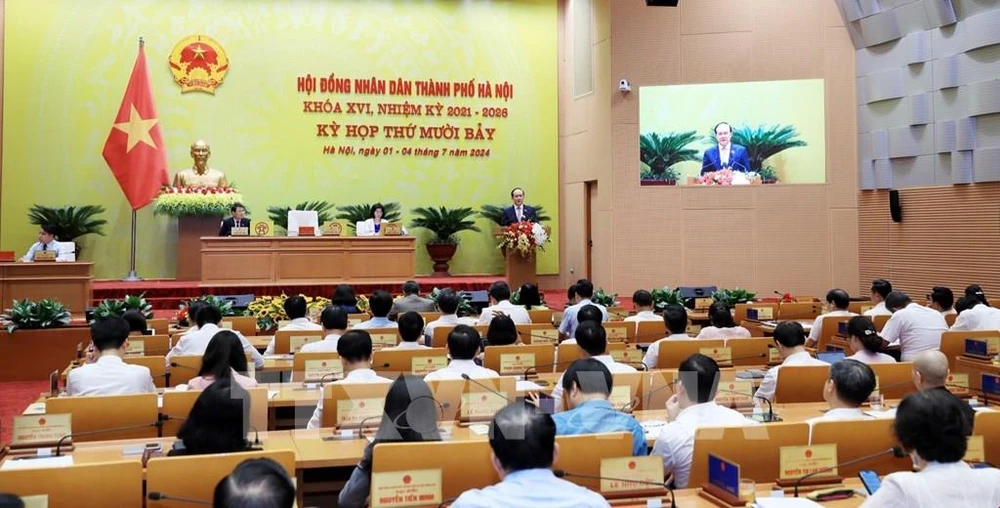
<box><xmin>409</xmin><ymin>207</ymin><xmax>480</xmax><ymax>276</ymax></box>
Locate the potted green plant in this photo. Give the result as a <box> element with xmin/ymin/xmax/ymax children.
<box><xmin>429</xmin><ymin>287</ymin><xmax>476</xmax><ymax>317</ymax></box>
<box><xmin>336</xmin><ymin>202</ymin><xmax>403</xmax><ymax>232</ymax></box>
<box><xmin>477</xmin><ymin>204</ymin><xmax>552</xmax><ymax>225</ymax></box>
<box><xmin>591</xmin><ymin>288</ymin><xmax>619</xmax><ymax>307</ymax></box>
<box><xmin>639</xmin><ymin>131</ymin><xmax>700</xmax><ymax>186</ymax></box>
<box><xmin>266</xmin><ymin>201</ymin><xmax>335</xmax><ymax>232</ymax></box>
<box><xmin>650</xmin><ymin>286</ymin><xmax>684</xmax><ymax>312</ymax></box>
<box><xmin>1</xmin><ymin>298</ymin><xmax>72</xmax><ymax>333</ymax></box>
<box><xmin>409</xmin><ymin>206</ymin><xmax>481</xmax><ymax>276</ymax></box>
<box><xmin>92</xmin><ymin>294</ymin><xmax>154</xmax><ymax>321</ymax></box>
<box><xmin>711</xmin><ymin>288</ymin><xmax>757</xmax><ymax>306</ymax></box>
<box><xmin>758</xmin><ymin>166</ymin><xmax>779</xmax><ymax>184</ymax></box>
<box><xmin>27</xmin><ymin>204</ymin><xmax>107</xmax><ymax>258</ymax></box>
<box><xmin>706</xmin><ymin>124</ymin><xmax>807</xmax><ymax>172</ymax></box>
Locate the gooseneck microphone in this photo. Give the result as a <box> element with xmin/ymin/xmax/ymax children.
<box><xmin>147</xmin><ymin>491</ymin><xmax>211</xmax><ymax>504</ymax></box>
<box><xmin>55</xmin><ymin>421</ymin><xmax>162</xmax><ymax>456</ymax></box>
<box><xmin>460</xmin><ymin>373</ymin><xmax>509</xmax><ymax>401</ymax></box>
<box><xmin>713</xmin><ymin>386</ymin><xmax>780</xmax><ymax>422</ymax></box>
<box><xmin>554</xmin><ymin>469</ymin><xmax>675</xmax><ymax>507</ymax></box>
<box><xmin>793</xmin><ymin>446</ymin><xmax>905</xmax><ymax>497</ymax></box>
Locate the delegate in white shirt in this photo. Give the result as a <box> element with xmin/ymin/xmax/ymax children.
<box><xmin>755</xmin><ymin>351</ymin><xmax>829</xmax><ymax>402</ymax></box>
<box><xmin>806</xmin><ymin>407</ymin><xmax>872</xmax><ymax>442</ymax></box>
<box><xmin>551</xmin><ymin>355</ymin><xmax>636</xmax><ymax>412</ymax></box>
<box><xmin>165</xmin><ymin>323</ymin><xmax>265</xmax><ymax>368</ymax></box>
<box><xmin>847</xmin><ymin>350</ymin><xmax>896</xmax><ymax>364</ymax></box>
<box><xmin>263</xmin><ymin>317</ymin><xmax>323</xmax><ymax>355</ymax></box>
<box><xmin>642</xmin><ymin>334</ymin><xmax>693</xmax><ymax>370</ymax></box>
<box><xmin>423</xmin><ymin>314</ymin><xmax>477</xmax><ymax>346</ymax></box>
<box><xmin>950</xmin><ymin>303</ymin><xmax>1000</xmax><ymax>331</ymax></box>
<box><xmin>863</xmin><ymin>301</ymin><xmax>892</xmax><ymax>317</ymax></box>
<box><xmin>880</xmin><ymin>303</ymin><xmax>947</xmax><ymax>361</ymax></box>
<box><xmin>385</xmin><ymin>341</ymin><xmax>430</xmax><ymax>351</ymax></box>
<box><xmin>807</xmin><ymin>310</ymin><xmax>856</xmax><ymax>343</ymax></box>
<box><xmin>557</xmin><ymin>299</ymin><xmax>609</xmax><ymax>340</ymax></box>
<box><xmin>306</xmin><ymin>368</ymin><xmax>393</xmax><ymax>429</ymax></box>
<box><xmin>624</xmin><ymin>310</ymin><xmax>660</xmax><ymax>326</ymax></box>
<box><xmin>862</xmin><ymin>461</ymin><xmax>1000</xmax><ymax>508</ymax></box>
<box><xmin>696</xmin><ymin>326</ymin><xmax>751</xmax><ymax>339</ymax></box>
<box><xmin>66</xmin><ymin>355</ymin><xmax>156</xmax><ymax>396</ymax></box>
<box><xmin>422</xmin><ymin>359</ymin><xmax>499</xmax><ymax>381</ymax></box>
<box><xmin>297</xmin><ymin>333</ymin><xmax>342</xmax><ymax>353</ymax></box>
<box><xmin>477</xmin><ymin>300</ymin><xmax>531</xmax><ymax>325</ymax></box>
<box><xmin>650</xmin><ymin>401</ymin><xmax>758</xmax><ymax>488</ymax></box>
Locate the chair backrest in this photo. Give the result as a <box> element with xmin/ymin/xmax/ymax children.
<box><xmin>556</xmin><ymin>342</ymin><xmax>628</xmax><ymax>370</ymax></box>
<box><xmin>288</xmin><ymin>210</ymin><xmax>320</xmax><ymax>236</ymax></box>
<box><xmin>870</xmin><ymin>362</ymin><xmax>917</xmax><ymax>400</ymax></box>
<box><xmin>161</xmin><ymin>386</ymin><xmax>268</xmax><ymax>437</ymax></box>
<box><xmin>848</xmin><ymin>301</ymin><xmax>874</xmax><ymax>315</ymax></box>
<box><xmin>322</xmin><ymin>382</ymin><xmax>393</xmax><ymax>428</ymax></box>
<box><xmin>482</xmin><ymin>344</ymin><xmax>556</xmax><ymax>375</ymax></box>
<box><xmin>552</xmin><ymin>432</ymin><xmax>634</xmax><ymax>491</ymax></box>
<box><xmin>735</xmin><ymin>303</ymin><xmax>779</xmax><ymax>324</ymax></box>
<box><xmin>657</xmin><ymin>339</ymin><xmax>725</xmax><ymax>371</ymax></box>
<box><xmin>57</xmin><ymin>241</ymin><xmax>76</xmax><ymax>260</ymax></box>
<box><xmin>148</xmin><ymin>318</ymin><xmax>170</xmax><ymax>335</ymax></box>
<box><xmin>689</xmin><ymin>422</ymin><xmax>810</xmax><ymax>485</ymax></box>
<box><xmin>47</xmin><ymin>392</ymin><xmax>159</xmax><ymax>441</ymax></box>
<box><xmin>607</xmin><ymin>344</ymin><xmax>643</xmax><ymax>367</ymax></box>
<box><xmin>123</xmin><ymin>355</ymin><xmax>168</xmax><ymax>388</ymax></box>
<box><xmin>607</xmin><ymin>307</ymin><xmax>629</xmax><ymax>321</ymax></box>
<box><xmin>146</xmin><ymin>450</ymin><xmax>296</xmax><ymax>508</ymax></box>
<box><xmin>817</xmin><ymin>316</ymin><xmax>853</xmax><ymax>352</ymax></box>
<box><xmin>777</xmin><ymin>302</ymin><xmax>823</xmax><ymax>320</ymax></box>
<box><xmin>774</xmin><ymin>365</ymin><xmax>832</xmax><ymax>403</ymax></box>
<box><xmin>0</xmin><ymin>460</ymin><xmax>143</xmax><ymax>506</ymax></box>
<box><xmin>940</xmin><ymin>330</ymin><xmax>999</xmax><ymax>371</ymax></box>
<box><xmin>427</xmin><ymin>377</ymin><xmax>516</xmax><ymax>422</ymax></box>
<box><xmin>273</xmin><ymin>329</ymin><xmax>325</xmax><ymax>354</ymax></box>
<box><xmin>126</xmin><ymin>334</ymin><xmax>171</xmax><ymax>357</ymax></box>
<box><xmin>873</xmin><ymin>314</ymin><xmax>890</xmax><ymax>331</ymax></box>
<box><xmin>366</xmin><ymin>327</ymin><xmax>402</xmax><ymax>352</ymax></box>
<box><xmin>973</xmin><ymin>410</ymin><xmax>1000</xmax><ymax>465</ymax></box>
<box><xmin>610</xmin><ymin>371</ymin><xmax>647</xmax><ymax>412</ymax></box>
<box><xmin>635</xmin><ymin>320</ymin><xmax>667</xmax><ymax>345</ymax></box>
<box><xmin>945</xmin><ymin>313</ymin><xmax>957</xmax><ymax>327</ymax></box>
<box><xmin>292</xmin><ymin>351</ymin><xmax>341</xmax><ymax>382</ymax></box>
<box><xmin>372</xmin><ymin>440</ymin><xmax>498</xmax><ymax>501</ymax></box>
<box><xmin>418</xmin><ymin>311</ymin><xmax>442</xmax><ymax>323</ymax></box>
<box><xmin>373</xmin><ymin>347</ymin><xmax>449</xmax><ymax>376</ymax></box>
<box><xmin>169</xmin><ymin>355</ymin><xmax>204</xmax><ymax>387</ymax></box>
<box><xmin>528</xmin><ymin>308</ymin><xmax>554</xmax><ymax>324</ymax></box>
<box><xmin>646</xmin><ymin>370</ymin><xmax>677</xmax><ymax>410</ymax></box>
<box><xmin>220</xmin><ymin>316</ymin><xmax>258</xmax><ymax>337</ymax></box>
<box><xmin>725</xmin><ymin>337</ymin><xmax>772</xmax><ymax>367</ymax></box>
<box><xmin>347</xmin><ymin>313</ymin><xmax>368</xmax><ymax>327</ymax></box>
<box><xmin>516</xmin><ymin>323</ymin><xmax>560</xmax><ymax>345</ymax></box>
<box><xmin>810</xmin><ymin>419</ymin><xmax>910</xmax><ymax>476</ymax></box>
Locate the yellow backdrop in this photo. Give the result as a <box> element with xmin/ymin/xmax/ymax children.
<box><xmin>1</xmin><ymin>0</ymin><xmax>558</xmax><ymax>279</ymax></box>
<box><xmin>639</xmin><ymin>78</ymin><xmax>826</xmax><ymax>184</ymax></box>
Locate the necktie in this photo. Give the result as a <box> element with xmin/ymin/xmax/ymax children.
<box><xmin>517</xmin><ymin>207</ymin><xmax>522</xmax><ymax>221</ymax></box>
<box><xmin>42</xmin><ymin>244</ymin><xmax>48</xmax><ymax>251</ymax></box>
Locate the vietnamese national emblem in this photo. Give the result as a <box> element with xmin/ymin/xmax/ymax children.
<box><xmin>168</xmin><ymin>35</ymin><xmax>229</xmax><ymax>94</ymax></box>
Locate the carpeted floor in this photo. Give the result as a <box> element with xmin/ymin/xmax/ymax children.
<box><xmin>0</xmin><ymin>381</ymin><xmax>49</xmax><ymax>445</ymax></box>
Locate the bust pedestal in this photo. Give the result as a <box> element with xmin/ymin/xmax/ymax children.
<box><xmin>176</xmin><ymin>216</ymin><xmax>219</xmax><ymax>280</ymax></box>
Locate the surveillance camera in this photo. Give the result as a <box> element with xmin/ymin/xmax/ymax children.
<box><xmin>618</xmin><ymin>79</ymin><xmax>632</xmax><ymax>93</ymax></box>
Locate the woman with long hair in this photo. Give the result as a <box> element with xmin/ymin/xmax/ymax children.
<box><xmin>517</xmin><ymin>283</ymin><xmax>547</xmax><ymax>310</ymax></box>
<box><xmin>696</xmin><ymin>302</ymin><xmax>751</xmax><ymax>339</ymax></box>
<box><xmin>169</xmin><ymin>378</ymin><xmax>252</xmax><ymax>456</ymax></box>
<box><xmin>331</xmin><ymin>284</ymin><xmax>360</xmax><ymax>314</ymax></box>
<box><xmin>338</xmin><ymin>375</ymin><xmax>442</xmax><ymax>507</ymax></box>
<box><xmin>187</xmin><ymin>331</ymin><xmax>258</xmax><ymax>390</ymax></box>
<box><xmin>845</xmin><ymin>316</ymin><xmax>895</xmax><ymax>364</ymax></box>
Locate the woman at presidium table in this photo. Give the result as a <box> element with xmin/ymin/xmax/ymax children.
<box><xmin>356</xmin><ymin>203</ymin><xmax>407</xmax><ymax>236</ymax></box>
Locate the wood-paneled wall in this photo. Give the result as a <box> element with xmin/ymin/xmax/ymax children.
<box><xmin>859</xmin><ymin>184</ymin><xmax>1000</xmax><ymax>296</ymax></box>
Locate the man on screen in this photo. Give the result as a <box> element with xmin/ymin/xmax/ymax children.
<box><xmin>700</xmin><ymin>122</ymin><xmax>751</xmax><ymax>174</ymax></box>
<box><xmin>500</xmin><ymin>187</ymin><xmax>538</xmax><ymax>226</ymax></box>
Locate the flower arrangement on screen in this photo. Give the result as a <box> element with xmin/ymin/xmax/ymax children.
<box><xmin>497</xmin><ymin>221</ymin><xmax>549</xmax><ymax>258</ymax></box>
<box><xmin>696</xmin><ymin>169</ymin><xmax>761</xmax><ymax>186</ymax></box>
<box><xmin>154</xmin><ymin>186</ymin><xmax>244</xmax><ymax>217</ymax></box>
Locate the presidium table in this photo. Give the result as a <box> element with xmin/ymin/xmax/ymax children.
<box><xmin>200</xmin><ymin>236</ymin><xmax>416</xmax><ymax>284</ymax></box>
<box><xmin>0</xmin><ymin>262</ymin><xmax>93</xmax><ymax>313</ymax></box>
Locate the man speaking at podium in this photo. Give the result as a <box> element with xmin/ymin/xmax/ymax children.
<box><xmin>219</xmin><ymin>202</ymin><xmax>250</xmax><ymax>236</ymax></box>
<box><xmin>700</xmin><ymin>122</ymin><xmax>751</xmax><ymax>175</ymax></box>
<box><xmin>500</xmin><ymin>187</ymin><xmax>538</xmax><ymax>226</ymax></box>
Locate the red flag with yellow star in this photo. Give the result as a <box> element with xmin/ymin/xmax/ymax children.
<box><xmin>102</xmin><ymin>43</ymin><xmax>169</xmax><ymax>210</ymax></box>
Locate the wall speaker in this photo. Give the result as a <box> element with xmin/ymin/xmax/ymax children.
<box><xmin>889</xmin><ymin>189</ymin><xmax>902</xmax><ymax>223</ymax></box>
<box><xmin>646</xmin><ymin>0</ymin><xmax>680</xmax><ymax>5</ymax></box>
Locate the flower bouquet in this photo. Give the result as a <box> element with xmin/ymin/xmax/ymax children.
<box><xmin>497</xmin><ymin>221</ymin><xmax>549</xmax><ymax>258</ymax></box>
<box><xmin>243</xmin><ymin>294</ymin><xmax>331</xmax><ymax>331</ymax></box>
<box><xmin>696</xmin><ymin>169</ymin><xmax>759</xmax><ymax>186</ymax></box>
<box><xmin>153</xmin><ymin>186</ymin><xmax>244</xmax><ymax>217</ymax></box>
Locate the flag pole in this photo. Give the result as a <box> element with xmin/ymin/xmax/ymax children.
<box><xmin>122</xmin><ymin>36</ymin><xmax>145</xmax><ymax>282</ymax></box>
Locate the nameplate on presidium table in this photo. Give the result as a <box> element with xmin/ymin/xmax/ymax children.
<box><xmin>230</xmin><ymin>226</ymin><xmax>249</xmax><ymax>236</ymax></box>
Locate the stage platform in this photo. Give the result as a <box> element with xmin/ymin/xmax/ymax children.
<box><xmin>92</xmin><ymin>276</ymin><xmax>500</xmax><ymax>310</ymax></box>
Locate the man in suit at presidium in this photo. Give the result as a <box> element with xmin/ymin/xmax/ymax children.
<box><xmin>700</xmin><ymin>122</ymin><xmax>751</xmax><ymax>175</ymax></box>
<box><xmin>499</xmin><ymin>187</ymin><xmax>539</xmax><ymax>226</ymax></box>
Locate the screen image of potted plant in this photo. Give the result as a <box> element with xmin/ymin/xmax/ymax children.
<box><xmin>409</xmin><ymin>206</ymin><xmax>481</xmax><ymax>276</ymax></box>
<box><xmin>27</xmin><ymin>205</ymin><xmax>107</xmax><ymax>258</ymax></box>
<box><xmin>639</xmin><ymin>131</ymin><xmax>699</xmax><ymax>186</ymax></box>
<box><xmin>758</xmin><ymin>166</ymin><xmax>779</xmax><ymax>184</ymax></box>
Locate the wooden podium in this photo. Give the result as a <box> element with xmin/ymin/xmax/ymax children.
<box><xmin>176</xmin><ymin>216</ymin><xmax>220</xmax><ymax>280</ymax></box>
<box><xmin>493</xmin><ymin>226</ymin><xmax>539</xmax><ymax>290</ymax></box>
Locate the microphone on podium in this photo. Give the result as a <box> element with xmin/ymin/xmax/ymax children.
<box><xmin>147</xmin><ymin>491</ymin><xmax>211</xmax><ymax>505</ymax></box>
<box><xmin>554</xmin><ymin>469</ymin><xmax>675</xmax><ymax>507</ymax></box>
<box><xmin>793</xmin><ymin>446</ymin><xmax>905</xmax><ymax>497</ymax></box>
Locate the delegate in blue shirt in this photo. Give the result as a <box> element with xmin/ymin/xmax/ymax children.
<box><xmin>551</xmin><ymin>399</ymin><xmax>647</xmax><ymax>456</ymax></box>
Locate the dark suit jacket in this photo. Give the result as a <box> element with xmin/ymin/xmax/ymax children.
<box><xmin>700</xmin><ymin>144</ymin><xmax>751</xmax><ymax>174</ymax></box>
<box><xmin>500</xmin><ymin>205</ymin><xmax>538</xmax><ymax>226</ymax></box>
<box><xmin>388</xmin><ymin>294</ymin><xmax>438</xmax><ymax>320</ymax></box>
<box><xmin>219</xmin><ymin>217</ymin><xmax>250</xmax><ymax>236</ymax></box>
